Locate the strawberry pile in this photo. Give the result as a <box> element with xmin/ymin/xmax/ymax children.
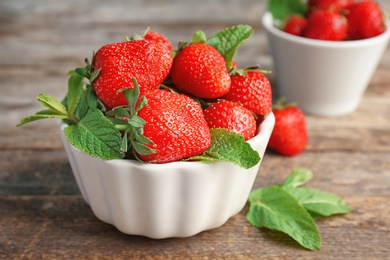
<box><xmin>18</xmin><ymin>26</ymin><xmax>273</xmax><ymax>168</ymax></box>
<box><xmin>280</xmin><ymin>0</ymin><xmax>387</xmax><ymax>41</ymax></box>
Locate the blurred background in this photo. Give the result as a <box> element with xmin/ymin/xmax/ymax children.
<box><xmin>0</xmin><ymin>0</ymin><xmax>273</xmax><ymax>141</ymax></box>
<box><xmin>1</xmin><ymin>0</ymin><xmax>389</xmax><ymax>149</ymax></box>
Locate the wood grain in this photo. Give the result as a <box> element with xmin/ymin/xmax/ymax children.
<box><xmin>1</xmin><ymin>0</ymin><xmax>390</xmax><ymax>259</ymax></box>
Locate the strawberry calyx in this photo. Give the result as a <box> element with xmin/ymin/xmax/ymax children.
<box><xmin>173</xmin><ymin>25</ymin><xmax>253</xmax><ymax>72</ymax></box>
<box><xmin>127</xmin><ymin>27</ymin><xmax>151</xmax><ymax>41</ymax></box>
<box><xmin>272</xmin><ymin>97</ymin><xmax>297</xmax><ymax>110</ymax></box>
<box><xmin>230</xmin><ymin>65</ymin><xmax>271</xmax><ymax>76</ymax></box>
<box><xmin>173</xmin><ymin>31</ymin><xmax>208</xmax><ymax>57</ymax></box>
<box><xmin>106</xmin><ymin>77</ymin><xmax>156</xmax><ymax>159</ymax></box>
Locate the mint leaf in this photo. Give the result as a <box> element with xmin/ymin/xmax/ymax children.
<box><xmin>247</xmin><ymin>186</ymin><xmax>321</xmax><ymax>251</ymax></box>
<box><xmin>284</xmin><ymin>187</ymin><xmax>351</xmax><ymax>219</ymax></box>
<box><xmin>280</xmin><ymin>168</ymin><xmax>313</xmax><ymax>188</ymax></box>
<box><xmin>64</xmin><ymin>109</ymin><xmax>124</xmax><ymax>160</ymax></box>
<box><xmin>17</xmin><ymin>94</ymin><xmax>70</xmax><ymax>126</ymax></box>
<box><xmin>37</xmin><ymin>93</ymin><xmax>68</xmax><ymax>116</ymax></box>
<box><xmin>279</xmin><ymin>168</ymin><xmax>351</xmax><ymax>218</ymax></box>
<box><xmin>191</xmin><ymin>31</ymin><xmax>207</xmax><ymax>44</ymax></box>
<box><xmin>206</xmin><ymin>25</ymin><xmax>253</xmax><ymax>71</ymax></box>
<box><xmin>74</xmin><ymin>85</ymin><xmax>97</xmax><ymax>120</ymax></box>
<box><xmin>268</xmin><ymin>0</ymin><xmax>307</xmax><ymax>21</ymax></box>
<box><xmin>17</xmin><ymin>109</ymin><xmax>69</xmax><ymax>126</ymax></box>
<box><xmin>67</xmin><ymin>73</ymin><xmax>84</xmax><ymax>115</ymax></box>
<box><xmin>186</xmin><ymin>128</ymin><xmax>260</xmax><ymax>169</ymax></box>
<box><xmin>247</xmin><ymin>168</ymin><xmax>351</xmax><ymax>250</ymax></box>
<box><xmin>86</xmin><ymin>86</ymin><xmax>98</xmax><ymax>109</ymax></box>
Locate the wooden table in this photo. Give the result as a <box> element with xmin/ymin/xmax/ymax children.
<box><xmin>1</xmin><ymin>0</ymin><xmax>390</xmax><ymax>259</ymax></box>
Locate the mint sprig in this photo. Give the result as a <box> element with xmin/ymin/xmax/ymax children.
<box><xmin>206</xmin><ymin>24</ymin><xmax>253</xmax><ymax>71</ymax></box>
<box><xmin>64</xmin><ymin>109</ymin><xmax>124</xmax><ymax>160</ymax></box>
<box><xmin>16</xmin><ymin>94</ymin><xmax>69</xmax><ymax>126</ymax></box>
<box><xmin>247</xmin><ymin>168</ymin><xmax>351</xmax><ymax>250</ymax></box>
<box><xmin>248</xmin><ymin>185</ymin><xmax>321</xmax><ymax>250</ymax></box>
<box><xmin>67</xmin><ymin>73</ymin><xmax>84</xmax><ymax>115</ymax></box>
<box><xmin>186</xmin><ymin>128</ymin><xmax>260</xmax><ymax>169</ymax></box>
<box><xmin>17</xmin><ymin>59</ymin><xmax>125</xmax><ymax>160</ymax></box>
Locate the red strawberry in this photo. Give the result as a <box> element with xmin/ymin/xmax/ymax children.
<box><xmin>284</xmin><ymin>15</ymin><xmax>308</xmax><ymax>36</ymax></box>
<box><xmin>93</xmin><ymin>39</ymin><xmax>173</xmax><ymax>110</ymax></box>
<box><xmin>267</xmin><ymin>103</ymin><xmax>308</xmax><ymax>156</ymax></box>
<box><xmin>144</xmin><ymin>30</ymin><xmax>174</xmax><ymax>51</ymax></box>
<box><xmin>308</xmin><ymin>0</ymin><xmax>353</xmax><ymax>12</ymax></box>
<box><xmin>223</xmin><ymin>71</ymin><xmax>272</xmax><ymax>117</ymax></box>
<box><xmin>137</xmin><ymin>89</ymin><xmax>211</xmax><ymax>163</ymax></box>
<box><xmin>304</xmin><ymin>10</ymin><xmax>348</xmax><ymax>41</ymax></box>
<box><xmin>345</xmin><ymin>1</ymin><xmax>386</xmax><ymax>40</ymax></box>
<box><xmin>203</xmin><ymin>100</ymin><xmax>257</xmax><ymax>141</ymax></box>
<box><xmin>170</xmin><ymin>43</ymin><xmax>231</xmax><ymax>99</ymax></box>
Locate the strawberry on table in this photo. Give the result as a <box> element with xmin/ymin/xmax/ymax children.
<box><xmin>92</xmin><ymin>39</ymin><xmax>173</xmax><ymax>110</ymax></box>
<box><xmin>223</xmin><ymin>70</ymin><xmax>272</xmax><ymax>117</ymax></box>
<box><xmin>203</xmin><ymin>100</ymin><xmax>257</xmax><ymax>141</ymax></box>
<box><xmin>170</xmin><ymin>42</ymin><xmax>231</xmax><ymax>99</ymax></box>
<box><xmin>267</xmin><ymin>101</ymin><xmax>308</xmax><ymax>156</ymax></box>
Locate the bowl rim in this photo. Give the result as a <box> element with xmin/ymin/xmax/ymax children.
<box><xmin>261</xmin><ymin>12</ymin><xmax>390</xmax><ymax>49</ymax></box>
<box><xmin>61</xmin><ymin>112</ymin><xmax>275</xmax><ymax>170</ymax></box>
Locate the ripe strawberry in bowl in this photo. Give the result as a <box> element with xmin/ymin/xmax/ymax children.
<box><xmin>17</xmin><ymin>26</ymin><xmax>276</xmax><ymax>238</ymax></box>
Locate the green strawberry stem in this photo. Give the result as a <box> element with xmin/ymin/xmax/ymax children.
<box><xmin>106</xmin><ymin>77</ymin><xmax>156</xmax><ymax>158</ymax></box>
<box><xmin>231</xmin><ymin>65</ymin><xmax>272</xmax><ymax>77</ymax></box>
<box><xmin>273</xmin><ymin>97</ymin><xmax>297</xmax><ymax>110</ymax></box>
<box><xmin>127</xmin><ymin>26</ymin><xmax>151</xmax><ymax>41</ymax></box>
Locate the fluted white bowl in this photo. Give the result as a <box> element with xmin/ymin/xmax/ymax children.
<box><xmin>60</xmin><ymin>112</ymin><xmax>275</xmax><ymax>239</ymax></box>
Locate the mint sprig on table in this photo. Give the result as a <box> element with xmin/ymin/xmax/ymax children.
<box><xmin>16</xmin><ymin>25</ymin><xmax>260</xmax><ymax>168</ymax></box>
<box><xmin>247</xmin><ymin>168</ymin><xmax>351</xmax><ymax>250</ymax></box>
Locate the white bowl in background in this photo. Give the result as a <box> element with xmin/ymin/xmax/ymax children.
<box><xmin>60</xmin><ymin>112</ymin><xmax>275</xmax><ymax>239</ymax></box>
<box><xmin>262</xmin><ymin>12</ymin><xmax>390</xmax><ymax>116</ymax></box>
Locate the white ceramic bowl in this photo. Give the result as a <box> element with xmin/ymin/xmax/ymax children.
<box><xmin>262</xmin><ymin>12</ymin><xmax>390</xmax><ymax>116</ymax></box>
<box><xmin>60</xmin><ymin>112</ymin><xmax>275</xmax><ymax>239</ymax></box>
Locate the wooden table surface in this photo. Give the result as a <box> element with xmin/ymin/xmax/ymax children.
<box><xmin>1</xmin><ymin>0</ymin><xmax>390</xmax><ymax>259</ymax></box>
